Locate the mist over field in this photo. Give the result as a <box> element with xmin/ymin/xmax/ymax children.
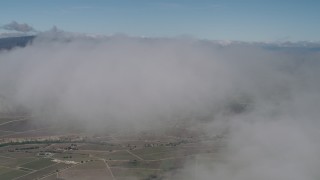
<box><xmin>1</xmin><ymin>31</ymin><xmax>320</xmax><ymax>179</ymax></box>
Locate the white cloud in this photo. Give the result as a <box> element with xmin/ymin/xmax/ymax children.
<box><xmin>0</xmin><ymin>32</ymin><xmax>320</xmax><ymax>179</ymax></box>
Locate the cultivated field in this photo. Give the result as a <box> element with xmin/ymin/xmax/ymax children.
<box><xmin>0</xmin><ymin>116</ymin><xmax>222</xmax><ymax>179</ymax></box>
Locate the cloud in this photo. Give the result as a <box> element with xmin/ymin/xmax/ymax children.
<box><xmin>0</xmin><ymin>31</ymin><xmax>320</xmax><ymax>179</ymax></box>
<box><xmin>2</xmin><ymin>21</ymin><xmax>35</xmax><ymax>33</ymax></box>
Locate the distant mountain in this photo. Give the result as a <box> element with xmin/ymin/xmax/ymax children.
<box><xmin>1</xmin><ymin>34</ymin><xmax>320</xmax><ymax>53</ymax></box>
<box><xmin>0</xmin><ymin>35</ymin><xmax>35</xmax><ymax>50</ymax></box>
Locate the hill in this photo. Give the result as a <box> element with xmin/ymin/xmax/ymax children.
<box><xmin>0</xmin><ymin>35</ymin><xmax>35</xmax><ymax>50</ymax></box>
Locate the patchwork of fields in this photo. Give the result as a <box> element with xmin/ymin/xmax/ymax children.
<box><xmin>0</xmin><ymin>116</ymin><xmax>222</xmax><ymax>179</ymax></box>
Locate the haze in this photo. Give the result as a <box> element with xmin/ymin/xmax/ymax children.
<box><xmin>1</xmin><ymin>1</ymin><xmax>320</xmax><ymax>179</ymax></box>
<box><xmin>0</xmin><ymin>30</ymin><xmax>319</xmax><ymax>179</ymax></box>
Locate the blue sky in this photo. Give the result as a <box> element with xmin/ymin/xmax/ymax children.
<box><xmin>0</xmin><ymin>0</ymin><xmax>319</xmax><ymax>41</ymax></box>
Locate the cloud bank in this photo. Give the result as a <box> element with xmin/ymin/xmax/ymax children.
<box><xmin>0</xmin><ymin>32</ymin><xmax>320</xmax><ymax>179</ymax></box>
<box><xmin>1</xmin><ymin>21</ymin><xmax>35</xmax><ymax>33</ymax></box>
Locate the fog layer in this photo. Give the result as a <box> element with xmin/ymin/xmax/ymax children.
<box><xmin>0</xmin><ymin>33</ymin><xmax>320</xmax><ymax>179</ymax></box>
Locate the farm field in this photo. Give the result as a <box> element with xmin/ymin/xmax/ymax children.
<box><xmin>0</xmin><ymin>116</ymin><xmax>221</xmax><ymax>179</ymax></box>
